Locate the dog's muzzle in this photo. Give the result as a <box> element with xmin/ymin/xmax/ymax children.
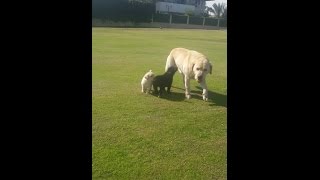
<box><xmin>196</xmin><ymin>76</ymin><xmax>203</xmax><ymax>83</ymax></box>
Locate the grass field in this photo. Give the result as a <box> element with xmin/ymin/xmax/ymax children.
<box><xmin>92</xmin><ymin>28</ymin><xmax>227</xmax><ymax>179</ymax></box>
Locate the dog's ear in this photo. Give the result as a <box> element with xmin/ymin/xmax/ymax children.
<box><xmin>149</xmin><ymin>70</ymin><xmax>152</xmax><ymax>72</ymax></box>
<box><xmin>209</xmin><ymin>62</ymin><xmax>212</xmax><ymax>74</ymax></box>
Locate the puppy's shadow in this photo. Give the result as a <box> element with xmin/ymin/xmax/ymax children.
<box><xmin>150</xmin><ymin>90</ymin><xmax>188</xmax><ymax>102</ymax></box>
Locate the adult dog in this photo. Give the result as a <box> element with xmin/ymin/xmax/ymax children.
<box><xmin>165</xmin><ymin>48</ymin><xmax>212</xmax><ymax>101</ymax></box>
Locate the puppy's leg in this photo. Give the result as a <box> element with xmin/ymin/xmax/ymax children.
<box><xmin>184</xmin><ymin>76</ymin><xmax>191</xmax><ymax>99</ymax></box>
<box><xmin>141</xmin><ymin>84</ymin><xmax>145</xmax><ymax>93</ymax></box>
<box><xmin>153</xmin><ymin>85</ymin><xmax>159</xmax><ymax>95</ymax></box>
<box><xmin>200</xmin><ymin>80</ymin><xmax>209</xmax><ymax>101</ymax></box>
<box><xmin>159</xmin><ymin>87</ymin><xmax>165</xmax><ymax>97</ymax></box>
<box><xmin>167</xmin><ymin>79</ymin><xmax>173</xmax><ymax>94</ymax></box>
<box><xmin>146</xmin><ymin>84</ymin><xmax>152</xmax><ymax>94</ymax></box>
<box><xmin>167</xmin><ymin>85</ymin><xmax>171</xmax><ymax>94</ymax></box>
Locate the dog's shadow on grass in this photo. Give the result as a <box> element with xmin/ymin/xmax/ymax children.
<box><xmin>151</xmin><ymin>86</ymin><xmax>227</xmax><ymax>107</ymax></box>
<box><xmin>194</xmin><ymin>86</ymin><xmax>227</xmax><ymax>107</ymax></box>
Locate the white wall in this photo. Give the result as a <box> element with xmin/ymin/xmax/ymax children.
<box><xmin>156</xmin><ymin>2</ymin><xmax>195</xmax><ymax>14</ymax></box>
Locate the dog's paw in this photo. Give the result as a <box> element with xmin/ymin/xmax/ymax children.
<box><xmin>202</xmin><ymin>95</ymin><xmax>208</xmax><ymax>101</ymax></box>
<box><xmin>186</xmin><ymin>94</ymin><xmax>191</xmax><ymax>99</ymax></box>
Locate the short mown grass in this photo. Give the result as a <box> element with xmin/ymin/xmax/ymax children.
<box><xmin>92</xmin><ymin>28</ymin><xmax>227</xmax><ymax>179</ymax></box>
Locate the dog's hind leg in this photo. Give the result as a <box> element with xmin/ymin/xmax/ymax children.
<box><xmin>182</xmin><ymin>74</ymin><xmax>185</xmax><ymax>85</ymax></box>
<box><xmin>165</xmin><ymin>53</ymin><xmax>177</xmax><ymax>72</ymax></box>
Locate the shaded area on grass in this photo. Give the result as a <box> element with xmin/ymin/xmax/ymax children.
<box><xmin>149</xmin><ymin>85</ymin><xmax>226</xmax><ymax>107</ymax></box>
<box><xmin>195</xmin><ymin>86</ymin><xmax>227</xmax><ymax>108</ymax></box>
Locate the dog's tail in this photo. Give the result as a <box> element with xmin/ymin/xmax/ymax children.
<box><xmin>165</xmin><ymin>50</ymin><xmax>177</xmax><ymax>72</ymax></box>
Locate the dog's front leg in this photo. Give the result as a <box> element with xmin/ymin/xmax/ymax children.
<box><xmin>184</xmin><ymin>76</ymin><xmax>191</xmax><ymax>99</ymax></box>
<box><xmin>200</xmin><ymin>80</ymin><xmax>208</xmax><ymax>101</ymax></box>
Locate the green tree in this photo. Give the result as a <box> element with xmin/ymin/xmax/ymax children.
<box><xmin>222</xmin><ymin>6</ymin><xmax>227</xmax><ymax>19</ymax></box>
<box><xmin>208</xmin><ymin>3</ymin><xmax>226</xmax><ymax>18</ymax></box>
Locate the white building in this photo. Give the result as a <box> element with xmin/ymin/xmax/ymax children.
<box><xmin>155</xmin><ymin>0</ymin><xmax>213</xmax><ymax>16</ymax></box>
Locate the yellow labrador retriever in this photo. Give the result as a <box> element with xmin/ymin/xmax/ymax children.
<box><xmin>165</xmin><ymin>48</ymin><xmax>212</xmax><ymax>101</ymax></box>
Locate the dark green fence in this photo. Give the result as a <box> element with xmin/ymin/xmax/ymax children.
<box><xmin>188</xmin><ymin>16</ymin><xmax>203</xmax><ymax>25</ymax></box>
<box><xmin>205</xmin><ymin>18</ymin><xmax>218</xmax><ymax>26</ymax></box>
<box><xmin>92</xmin><ymin>0</ymin><xmax>154</xmax><ymax>23</ymax></box>
<box><xmin>172</xmin><ymin>15</ymin><xmax>188</xmax><ymax>24</ymax></box>
<box><xmin>153</xmin><ymin>14</ymin><xmax>170</xmax><ymax>23</ymax></box>
<box><xmin>219</xmin><ymin>19</ymin><xmax>227</xmax><ymax>27</ymax></box>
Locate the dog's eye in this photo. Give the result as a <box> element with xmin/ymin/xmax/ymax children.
<box><xmin>204</xmin><ymin>69</ymin><xmax>207</xmax><ymax>71</ymax></box>
<box><xmin>196</xmin><ymin>68</ymin><xmax>200</xmax><ymax>70</ymax></box>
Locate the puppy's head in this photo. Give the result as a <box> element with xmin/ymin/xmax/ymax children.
<box><xmin>192</xmin><ymin>61</ymin><xmax>212</xmax><ymax>83</ymax></box>
<box><xmin>144</xmin><ymin>70</ymin><xmax>155</xmax><ymax>80</ymax></box>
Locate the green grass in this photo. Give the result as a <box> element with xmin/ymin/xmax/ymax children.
<box><xmin>92</xmin><ymin>28</ymin><xmax>227</xmax><ymax>179</ymax></box>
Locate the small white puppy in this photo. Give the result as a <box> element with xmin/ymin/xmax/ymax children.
<box><xmin>141</xmin><ymin>70</ymin><xmax>155</xmax><ymax>94</ymax></box>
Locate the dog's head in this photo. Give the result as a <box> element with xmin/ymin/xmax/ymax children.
<box><xmin>144</xmin><ymin>70</ymin><xmax>155</xmax><ymax>80</ymax></box>
<box><xmin>192</xmin><ymin>61</ymin><xmax>212</xmax><ymax>83</ymax></box>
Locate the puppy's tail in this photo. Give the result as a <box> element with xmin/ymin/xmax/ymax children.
<box><xmin>165</xmin><ymin>50</ymin><xmax>177</xmax><ymax>72</ymax></box>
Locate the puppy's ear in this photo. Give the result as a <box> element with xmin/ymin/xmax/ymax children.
<box><xmin>209</xmin><ymin>62</ymin><xmax>212</xmax><ymax>74</ymax></box>
<box><xmin>149</xmin><ymin>70</ymin><xmax>152</xmax><ymax>72</ymax></box>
